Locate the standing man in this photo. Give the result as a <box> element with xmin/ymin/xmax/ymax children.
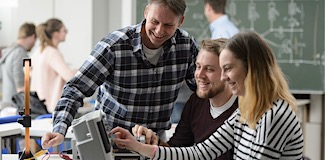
<box><xmin>0</xmin><ymin>22</ymin><xmax>36</xmax><ymax>104</ymax></box>
<box><xmin>42</xmin><ymin>0</ymin><xmax>199</xmax><ymax>148</ymax></box>
<box><xmin>133</xmin><ymin>38</ymin><xmax>237</xmax><ymax>160</ymax></box>
<box><xmin>31</xmin><ymin>18</ymin><xmax>76</xmax><ymax>113</ymax></box>
<box><xmin>204</xmin><ymin>0</ymin><xmax>239</xmax><ymax>39</ymax></box>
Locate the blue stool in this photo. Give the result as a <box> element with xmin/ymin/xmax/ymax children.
<box><xmin>35</xmin><ymin>114</ymin><xmax>52</xmax><ymax>119</ymax></box>
<box><xmin>0</xmin><ymin>115</ymin><xmax>22</xmax><ymax>124</ymax></box>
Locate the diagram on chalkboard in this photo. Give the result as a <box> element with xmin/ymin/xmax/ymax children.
<box><xmin>181</xmin><ymin>0</ymin><xmax>211</xmax><ymax>41</ymax></box>
<box><xmin>136</xmin><ymin>0</ymin><xmax>325</xmax><ymax>92</ymax></box>
<box><xmin>226</xmin><ymin>0</ymin><xmax>324</xmax><ymax>93</ymax></box>
<box><xmin>228</xmin><ymin>0</ymin><xmax>322</xmax><ymax>67</ymax></box>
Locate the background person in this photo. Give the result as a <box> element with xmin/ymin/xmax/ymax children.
<box><xmin>0</xmin><ymin>22</ymin><xmax>40</xmax><ymax>152</ymax></box>
<box><xmin>111</xmin><ymin>31</ymin><xmax>304</xmax><ymax>159</ymax></box>
<box><xmin>0</xmin><ymin>22</ymin><xmax>36</xmax><ymax>105</ymax></box>
<box><xmin>41</xmin><ymin>0</ymin><xmax>199</xmax><ymax>149</ymax></box>
<box><xmin>204</xmin><ymin>0</ymin><xmax>239</xmax><ymax>39</ymax></box>
<box><xmin>31</xmin><ymin>18</ymin><xmax>76</xmax><ymax>113</ymax></box>
<box><xmin>133</xmin><ymin>38</ymin><xmax>237</xmax><ymax>160</ymax></box>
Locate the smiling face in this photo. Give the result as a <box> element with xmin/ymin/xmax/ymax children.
<box><xmin>142</xmin><ymin>3</ymin><xmax>184</xmax><ymax>49</ymax></box>
<box><xmin>219</xmin><ymin>48</ymin><xmax>247</xmax><ymax>96</ymax></box>
<box><xmin>195</xmin><ymin>49</ymin><xmax>226</xmax><ymax>98</ymax></box>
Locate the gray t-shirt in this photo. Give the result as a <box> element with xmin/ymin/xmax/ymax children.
<box><xmin>0</xmin><ymin>44</ymin><xmax>28</xmax><ymax>103</ymax></box>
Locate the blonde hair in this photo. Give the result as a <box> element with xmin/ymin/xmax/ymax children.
<box><xmin>200</xmin><ymin>38</ymin><xmax>227</xmax><ymax>56</ymax></box>
<box><xmin>36</xmin><ymin>18</ymin><xmax>63</xmax><ymax>52</ymax></box>
<box><xmin>222</xmin><ymin>31</ymin><xmax>296</xmax><ymax>128</ymax></box>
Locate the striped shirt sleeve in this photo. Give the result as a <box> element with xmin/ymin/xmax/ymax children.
<box><xmin>153</xmin><ymin>110</ymin><xmax>237</xmax><ymax>159</ymax></box>
<box><xmin>153</xmin><ymin>99</ymin><xmax>303</xmax><ymax>159</ymax></box>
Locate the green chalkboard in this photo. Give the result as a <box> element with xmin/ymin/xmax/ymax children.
<box><xmin>136</xmin><ymin>0</ymin><xmax>325</xmax><ymax>93</ymax></box>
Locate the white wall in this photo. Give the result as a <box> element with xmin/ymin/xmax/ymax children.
<box><xmin>0</xmin><ymin>0</ymin><xmax>53</xmax><ymax>47</ymax></box>
<box><xmin>54</xmin><ymin>0</ymin><xmax>93</xmax><ymax>68</ymax></box>
<box><xmin>121</xmin><ymin>0</ymin><xmax>137</xmax><ymax>28</ymax></box>
<box><xmin>92</xmin><ymin>0</ymin><xmax>109</xmax><ymax>47</ymax></box>
<box><xmin>0</xmin><ymin>7</ymin><xmax>13</xmax><ymax>46</ymax></box>
<box><xmin>0</xmin><ymin>0</ymin><xmax>136</xmax><ymax>68</ymax></box>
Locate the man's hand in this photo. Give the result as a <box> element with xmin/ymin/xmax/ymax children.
<box><xmin>132</xmin><ymin>124</ymin><xmax>159</xmax><ymax>145</ymax></box>
<box><xmin>41</xmin><ymin>132</ymin><xmax>64</xmax><ymax>149</ymax></box>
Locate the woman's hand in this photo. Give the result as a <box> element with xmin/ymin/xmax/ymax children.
<box><xmin>132</xmin><ymin>124</ymin><xmax>159</xmax><ymax>145</ymax></box>
<box><xmin>111</xmin><ymin>126</ymin><xmax>158</xmax><ymax>159</ymax></box>
<box><xmin>111</xmin><ymin>126</ymin><xmax>140</xmax><ymax>151</ymax></box>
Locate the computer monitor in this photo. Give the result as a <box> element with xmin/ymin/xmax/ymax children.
<box><xmin>71</xmin><ymin>110</ymin><xmax>113</xmax><ymax>160</ymax></box>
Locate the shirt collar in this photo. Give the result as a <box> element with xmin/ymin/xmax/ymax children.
<box><xmin>132</xmin><ymin>20</ymin><xmax>145</xmax><ymax>53</ymax></box>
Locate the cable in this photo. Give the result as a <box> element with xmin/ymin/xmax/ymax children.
<box><xmin>24</xmin><ymin>149</ymin><xmax>49</xmax><ymax>160</ymax></box>
<box><xmin>59</xmin><ymin>149</ymin><xmax>73</xmax><ymax>160</ymax></box>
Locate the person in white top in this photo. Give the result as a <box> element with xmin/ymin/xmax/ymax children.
<box><xmin>110</xmin><ymin>31</ymin><xmax>304</xmax><ymax>159</ymax></box>
<box><xmin>31</xmin><ymin>18</ymin><xmax>76</xmax><ymax>113</ymax></box>
<box><xmin>204</xmin><ymin>0</ymin><xmax>239</xmax><ymax>39</ymax></box>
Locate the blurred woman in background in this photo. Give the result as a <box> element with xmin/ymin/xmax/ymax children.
<box><xmin>31</xmin><ymin>18</ymin><xmax>76</xmax><ymax>113</ymax></box>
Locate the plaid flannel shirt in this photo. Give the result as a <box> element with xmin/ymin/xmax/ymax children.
<box><xmin>52</xmin><ymin>20</ymin><xmax>199</xmax><ymax>135</ymax></box>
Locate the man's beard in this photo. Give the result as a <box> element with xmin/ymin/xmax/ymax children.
<box><xmin>196</xmin><ymin>84</ymin><xmax>225</xmax><ymax>99</ymax></box>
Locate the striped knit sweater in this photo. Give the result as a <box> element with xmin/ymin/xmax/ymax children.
<box><xmin>153</xmin><ymin>99</ymin><xmax>303</xmax><ymax>159</ymax></box>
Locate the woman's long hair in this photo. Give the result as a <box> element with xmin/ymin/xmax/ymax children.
<box><xmin>222</xmin><ymin>31</ymin><xmax>296</xmax><ymax>128</ymax></box>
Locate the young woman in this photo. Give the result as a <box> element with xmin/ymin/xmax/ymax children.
<box><xmin>31</xmin><ymin>18</ymin><xmax>76</xmax><ymax>113</ymax></box>
<box><xmin>111</xmin><ymin>31</ymin><xmax>304</xmax><ymax>159</ymax></box>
